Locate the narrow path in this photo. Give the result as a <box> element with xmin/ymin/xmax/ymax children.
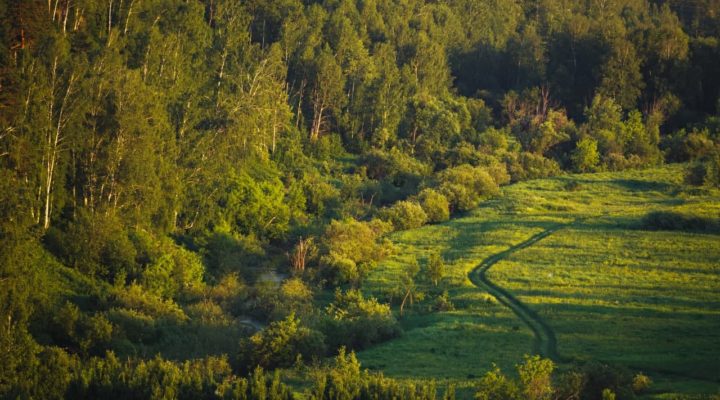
<box><xmin>468</xmin><ymin>224</ymin><xmax>567</xmax><ymax>361</ymax></box>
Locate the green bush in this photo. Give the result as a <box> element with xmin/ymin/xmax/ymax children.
<box><xmin>685</xmin><ymin>152</ymin><xmax>720</xmax><ymax>187</ymax></box>
<box><xmin>437</xmin><ymin>165</ymin><xmax>499</xmax><ymax>212</ymax></box>
<box><xmin>642</xmin><ymin>211</ymin><xmax>716</xmax><ymax>232</ymax></box>
<box><xmin>507</xmin><ymin>152</ymin><xmax>562</xmax><ymax>182</ymax></box>
<box><xmin>54</xmin><ymin>211</ymin><xmax>137</xmax><ymax>281</ymax></box>
<box><xmin>572</xmin><ymin>138</ymin><xmax>600</xmax><ymax>173</ymax></box>
<box><xmin>323</xmin><ymin>289</ymin><xmax>401</xmax><ymax>351</ymax></box>
<box><xmin>318</xmin><ymin>219</ymin><xmax>393</xmax><ymax>286</ymax></box>
<box><xmin>379</xmin><ymin>200</ymin><xmax>428</xmax><ymax>230</ymax></box>
<box><xmin>309</xmin><ymin>349</ymin><xmax>452</xmax><ymax>400</ymax></box>
<box><xmin>416</xmin><ymin>189</ymin><xmax>450</xmax><ymax>223</ymax></box>
<box><xmin>631</xmin><ymin>373</ymin><xmax>652</xmax><ymax>394</ymax></box>
<box><xmin>239</xmin><ymin>313</ymin><xmax>326</xmax><ymax>370</ymax></box>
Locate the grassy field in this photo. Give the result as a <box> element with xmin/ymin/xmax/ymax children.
<box><xmin>358</xmin><ymin>164</ymin><xmax>720</xmax><ymax>398</ymax></box>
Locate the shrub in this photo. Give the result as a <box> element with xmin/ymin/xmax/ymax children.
<box><xmin>186</xmin><ymin>300</ymin><xmax>231</xmax><ymax>326</ymax></box>
<box><xmin>310</xmin><ymin>349</ymin><xmax>451</xmax><ymax>400</ymax></box>
<box><xmin>426</xmin><ymin>252</ymin><xmax>445</xmax><ymax>287</ymax></box>
<box><xmin>320</xmin><ymin>252</ymin><xmax>362</xmax><ymax>287</ymax></box>
<box><xmin>323</xmin><ymin>289</ymin><xmax>400</xmax><ymax>351</ymax></box>
<box><xmin>572</xmin><ymin>138</ymin><xmax>600</xmax><ymax>172</ymax></box>
<box><xmin>379</xmin><ymin>200</ymin><xmax>428</xmax><ymax>230</ymax></box>
<box><xmin>601</xmin><ymin>388</ymin><xmax>616</xmax><ymax>400</ymax></box>
<box><xmin>432</xmin><ymin>291</ymin><xmax>455</xmax><ymax>312</ymax></box>
<box><xmin>239</xmin><ymin>313</ymin><xmax>326</xmax><ymax>370</ymax></box>
<box><xmin>319</xmin><ymin>218</ymin><xmax>393</xmax><ymax>286</ymax></box>
<box><xmin>112</xmin><ymin>283</ymin><xmax>188</xmax><ymax>324</ymax></box>
<box><xmin>632</xmin><ymin>372</ymin><xmax>652</xmax><ymax>394</ymax></box>
<box><xmin>437</xmin><ymin>165</ymin><xmax>499</xmax><ymax>212</ymax></box>
<box><xmin>106</xmin><ymin>308</ymin><xmax>158</xmax><ymax>343</ymax></box>
<box><xmin>55</xmin><ymin>211</ymin><xmax>137</xmax><ymax>281</ymax></box>
<box><xmin>416</xmin><ymin>188</ymin><xmax>450</xmax><ymax>223</ymax></box>
<box><xmin>686</xmin><ymin>152</ymin><xmax>720</xmax><ymax>187</ymax></box>
<box><xmin>642</xmin><ymin>211</ymin><xmax>716</xmax><ymax>232</ymax></box>
<box><xmin>578</xmin><ymin>362</ymin><xmax>634</xmax><ymax>400</ymax></box>
<box><xmin>474</xmin><ymin>364</ymin><xmax>521</xmax><ymax>400</ymax></box>
<box><xmin>517</xmin><ymin>355</ymin><xmax>554</xmax><ymax>400</ymax></box>
<box><xmin>507</xmin><ymin>152</ymin><xmax>561</xmax><ymax>182</ymax></box>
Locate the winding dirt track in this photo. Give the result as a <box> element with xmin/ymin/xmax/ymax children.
<box><xmin>468</xmin><ymin>224</ymin><xmax>567</xmax><ymax>361</ymax></box>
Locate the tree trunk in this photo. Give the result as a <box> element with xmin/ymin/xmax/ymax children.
<box><xmin>400</xmin><ymin>289</ymin><xmax>411</xmax><ymax>317</ymax></box>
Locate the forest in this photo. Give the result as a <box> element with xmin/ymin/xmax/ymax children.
<box><xmin>0</xmin><ymin>0</ymin><xmax>719</xmax><ymax>398</ymax></box>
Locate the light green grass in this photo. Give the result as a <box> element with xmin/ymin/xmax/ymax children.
<box><xmin>359</xmin><ymin>165</ymin><xmax>720</xmax><ymax>397</ymax></box>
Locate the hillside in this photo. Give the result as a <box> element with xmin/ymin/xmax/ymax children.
<box><xmin>2</xmin><ymin>0</ymin><xmax>720</xmax><ymax>398</ymax></box>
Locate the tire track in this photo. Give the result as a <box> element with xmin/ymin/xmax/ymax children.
<box><xmin>468</xmin><ymin>224</ymin><xmax>567</xmax><ymax>361</ymax></box>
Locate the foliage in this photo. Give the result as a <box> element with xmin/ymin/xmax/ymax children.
<box><xmin>324</xmin><ymin>289</ymin><xmax>400</xmax><ymax>351</ymax></box>
<box><xmin>572</xmin><ymin>138</ymin><xmax>601</xmax><ymax>172</ymax></box>
<box><xmin>1</xmin><ymin>0</ymin><xmax>719</xmax><ymax>397</ymax></box>
<box><xmin>240</xmin><ymin>313</ymin><xmax>326</xmax><ymax>371</ymax></box>
<box><xmin>415</xmin><ymin>189</ymin><xmax>450</xmax><ymax>223</ymax></box>
<box><xmin>425</xmin><ymin>252</ymin><xmax>445</xmax><ymax>287</ymax></box>
<box><xmin>308</xmin><ymin>348</ymin><xmax>453</xmax><ymax>400</ymax></box>
<box><xmin>379</xmin><ymin>201</ymin><xmax>428</xmax><ymax>231</ymax></box>
<box><xmin>437</xmin><ymin>165</ymin><xmax>499</xmax><ymax>212</ymax></box>
<box><xmin>361</xmin><ymin>165</ymin><xmax>717</xmax><ymax>395</ymax></box>
<box><xmin>318</xmin><ymin>218</ymin><xmax>393</xmax><ymax>286</ymax></box>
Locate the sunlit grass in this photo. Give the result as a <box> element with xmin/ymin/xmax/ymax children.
<box><xmin>359</xmin><ymin>164</ymin><xmax>720</xmax><ymax>397</ymax></box>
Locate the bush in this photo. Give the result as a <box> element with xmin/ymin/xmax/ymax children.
<box><xmin>310</xmin><ymin>349</ymin><xmax>452</xmax><ymax>400</ymax></box>
<box><xmin>323</xmin><ymin>289</ymin><xmax>401</xmax><ymax>351</ymax></box>
<box><xmin>50</xmin><ymin>302</ymin><xmax>113</xmax><ymax>356</ymax></box>
<box><xmin>686</xmin><ymin>152</ymin><xmax>720</xmax><ymax>187</ymax></box>
<box><xmin>631</xmin><ymin>373</ymin><xmax>652</xmax><ymax>394</ymax></box>
<box><xmin>437</xmin><ymin>165</ymin><xmax>499</xmax><ymax>212</ymax></box>
<box><xmin>416</xmin><ymin>188</ymin><xmax>450</xmax><ymax>223</ymax></box>
<box><xmin>379</xmin><ymin>200</ymin><xmax>428</xmax><ymax>230</ymax></box>
<box><xmin>320</xmin><ymin>252</ymin><xmax>363</xmax><ymax>287</ymax></box>
<box><xmin>54</xmin><ymin>211</ymin><xmax>137</xmax><ymax>281</ymax></box>
<box><xmin>572</xmin><ymin>138</ymin><xmax>600</xmax><ymax>173</ymax></box>
<box><xmin>474</xmin><ymin>364</ymin><xmax>521</xmax><ymax>400</ymax></box>
<box><xmin>507</xmin><ymin>152</ymin><xmax>561</xmax><ymax>182</ymax></box>
<box><xmin>319</xmin><ymin>218</ymin><xmax>393</xmax><ymax>286</ymax></box>
<box><xmin>431</xmin><ymin>291</ymin><xmax>455</xmax><ymax>312</ymax></box>
<box><xmin>239</xmin><ymin>313</ymin><xmax>326</xmax><ymax>370</ymax></box>
<box><xmin>642</xmin><ymin>211</ymin><xmax>716</xmax><ymax>232</ymax></box>
<box><xmin>578</xmin><ymin>362</ymin><xmax>634</xmax><ymax>400</ymax></box>
<box><xmin>517</xmin><ymin>355</ymin><xmax>554</xmax><ymax>400</ymax></box>
<box><xmin>112</xmin><ymin>284</ymin><xmax>188</xmax><ymax>324</ymax></box>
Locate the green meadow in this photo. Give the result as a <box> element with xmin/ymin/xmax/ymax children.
<box><xmin>359</xmin><ymin>164</ymin><xmax>720</xmax><ymax>398</ymax></box>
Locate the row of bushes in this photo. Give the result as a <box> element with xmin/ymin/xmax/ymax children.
<box><xmin>239</xmin><ymin>290</ymin><xmax>401</xmax><ymax>372</ymax></box>
<box><xmin>377</xmin><ymin>164</ymin><xmax>503</xmax><ymax>231</ymax></box>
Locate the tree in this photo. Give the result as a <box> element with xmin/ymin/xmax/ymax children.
<box><xmin>398</xmin><ymin>257</ymin><xmax>422</xmax><ymax>316</ymax></box>
<box><xmin>416</xmin><ymin>188</ymin><xmax>450</xmax><ymax>223</ymax></box>
<box><xmin>240</xmin><ymin>313</ymin><xmax>325</xmax><ymax>370</ymax></box>
<box><xmin>309</xmin><ymin>46</ymin><xmax>345</xmax><ymax>141</ymax></box>
<box><xmin>572</xmin><ymin>137</ymin><xmax>600</xmax><ymax>172</ymax></box>
<box><xmin>289</xmin><ymin>237</ymin><xmax>316</xmax><ymax>274</ymax></box>
<box><xmin>379</xmin><ymin>200</ymin><xmax>428</xmax><ymax>231</ymax></box>
<box><xmin>474</xmin><ymin>364</ymin><xmax>520</xmax><ymax>400</ymax></box>
<box><xmin>598</xmin><ymin>40</ymin><xmax>644</xmax><ymax>110</ymax></box>
<box><xmin>517</xmin><ymin>355</ymin><xmax>554</xmax><ymax>400</ymax></box>
<box><xmin>426</xmin><ymin>252</ymin><xmax>445</xmax><ymax>287</ymax></box>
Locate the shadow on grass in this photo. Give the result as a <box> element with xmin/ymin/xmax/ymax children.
<box><xmin>559</xmin><ymin>178</ymin><xmax>680</xmax><ymax>194</ymax></box>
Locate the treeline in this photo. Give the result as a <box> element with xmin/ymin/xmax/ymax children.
<box><xmin>0</xmin><ymin>0</ymin><xmax>719</xmax><ymax>398</ymax></box>
<box><xmin>2</xmin><ymin>345</ymin><xmax>652</xmax><ymax>400</ymax></box>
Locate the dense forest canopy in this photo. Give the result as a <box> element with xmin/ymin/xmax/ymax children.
<box><xmin>0</xmin><ymin>0</ymin><xmax>719</xmax><ymax>398</ymax></box>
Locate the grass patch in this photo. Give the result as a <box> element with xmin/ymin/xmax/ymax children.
<box><xmin>359</xmin><ymin>165</ymin><xmax>720</xmax><ymax>398</ymax></box>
